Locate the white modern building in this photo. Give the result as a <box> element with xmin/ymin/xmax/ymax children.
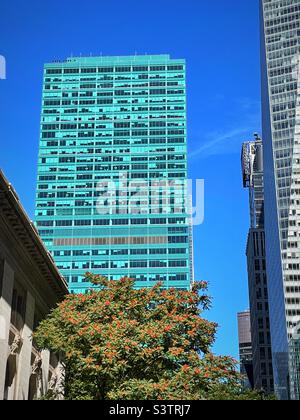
<box><xmin>260</xmin><ymin>0</ymin><xmax>300</xmax><ymax>399</ymax></box>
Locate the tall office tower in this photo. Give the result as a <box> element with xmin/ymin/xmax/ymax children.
<box><xmin>260</xmin><ymin>0</ymin><xmax>300</xmax><ymax>399</ymax></box>
<box><xmin>242</xmin><ymin>136</ymin><xmax>274</xmax><ymax>395</ymax></box>
<box><xmin>237</xmin><ymin>310</ymin><xmax>254</xmax><ymax>390</ymax></box>
<box><xmin>35</xmin><ymin>55</ymin><xmax>193</xmax><ymax>294</ymax></box>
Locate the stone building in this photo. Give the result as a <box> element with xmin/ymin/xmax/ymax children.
<box><xmin>0</xmin><ymin>170</ymin><xmax>68</xmax><ymax>400</ymax></box>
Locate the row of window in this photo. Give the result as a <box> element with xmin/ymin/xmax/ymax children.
<box><xmin>43</xmin><ymin>97</ymin><xmax>184</xmax><ymax>106</ymax></box>
<box><xmin>38</xmin><ymin>219</ymin><xmax>188</xmax><ymax>228</ymax></box>
<box><xmin>67</xmin><ymin>272</ymin><xmax>188</xmax><ymax>285</ymax></box>
<box><xmin>43</xmin><ymin>106</ymin><xmax>185</xmax><ymax>115</ymax></box>
<box><xmin>39</xmin><ymin>164</ymin><xmax>186</xmax><ymax>172</ymax></box>
<box><xmin>45</xmin><ymin>89</ymin><xmax>184</xmax><ymax>97</ymax></box>
<box><xmin>42</xmin><ymin>121</ymin><xmax>184</xmax><ymax>130</ymax></box>
<box><xmin>46</xmin><ymin>65</ymin><xmax>184</xmax><ymax>75</ymax></box>
<box><xmin>53</xmin><ymin>248</ymin><xmax>187</xmax><ymax>257</ymax></box>
<box><xmin>42</xmin><ymin>129</ymin><xmax>185</xmax><ymax>138</ymax></box>
<box><xmin>41</xmin><ymin>138</ymin><xmax>186</xmax><ymax>148</ymax></box>
<box><xmin>45</xmin><ymin>82</ymin><xmax>184</xmax><ymax>90</ymax></box>
<box><xmin>39</xmin><ymin>155</ymin><xmax>186</xmax><ymax>163</ymax></box>
<box><xmin>46</xmin><ymin>74</ymin><xmax>184</xmax><ymax>84</ymax></box>
<box><xmin>37</xmin><ymin>176</ymin><xmax>187</xmax><ymax>192</ymax></box>
<box><xmin>57</xmin><ymin>260</ymin><xmax>188</xmax><ymax>270</ymax></box>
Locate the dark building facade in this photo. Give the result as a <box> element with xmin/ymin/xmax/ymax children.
<box><xmin>242</xmin><ymin>136</ymin><xmax>274</xmax><ymax>394</ymax></box>
<box><xmin>237</xmin><ymin>310</ymin><xmax>254</xmax><ymax>389</ymax></box>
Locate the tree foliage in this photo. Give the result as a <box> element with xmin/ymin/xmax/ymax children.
<box><xmin>34</xmin><ymin>275</ymin><xmax>272</xmax><ymax>400</ymax></box>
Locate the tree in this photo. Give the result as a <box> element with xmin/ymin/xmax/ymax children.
<box><xmin>34</xmin><ymin>275</ymin><xmax>271</xmax><ymax>400</ymax></box>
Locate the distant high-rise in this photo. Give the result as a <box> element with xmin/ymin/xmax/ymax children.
<box><xmin>237</xmin><ymin>310</ymin><xmax>254</xmax><ymax>390</ymax></box>
<box><xmin>260</xmin><ymin>0</ymin><xmax>300</xmax><ymax>399</ymax></box>
<box><xmin>35</xmin><ymin>55</ymin><xmax>193</xmax><ymax>293</ymax></box>
<box><xmin>241</xmin><ymin>135</ymin><xmax>274</xmax><ymax>394</ymax></box>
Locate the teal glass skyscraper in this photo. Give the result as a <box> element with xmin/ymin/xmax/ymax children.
<box><xmin>35</xmin><ymin>55</ymin><xmax>193</xmax><ymax>294</ymax></box>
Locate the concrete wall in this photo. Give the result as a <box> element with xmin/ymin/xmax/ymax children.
<box><xmin>0</xmin><ymin>258</ymin><xmax>62</xmax><ymax>400</ymax></box>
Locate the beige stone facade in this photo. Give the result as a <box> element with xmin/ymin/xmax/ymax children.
<box><xmin>0</xmin><ymin>170</ymin><xmax>68</xmax><ymax>400</ymax></box>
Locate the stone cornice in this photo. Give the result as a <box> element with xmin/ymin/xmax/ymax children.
<box><xmin>0</xmin><ymin>170</ymin><xmax>68</xmax><ymax>300</ymax></box>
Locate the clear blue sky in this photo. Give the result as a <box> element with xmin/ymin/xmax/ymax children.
<box><xmin>0</xmin><ymin>0</ymin><xmax>261</xmax><ymax>359</ymax></box>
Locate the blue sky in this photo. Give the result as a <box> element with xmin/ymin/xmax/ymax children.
<box><xmin>0</xmin><ymin>0</ymin><xmax>261</xmax><ymax>359</ymax></box>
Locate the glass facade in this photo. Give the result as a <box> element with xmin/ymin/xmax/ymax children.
<box><xmin>260</xmin><ymin>0</ymin><xmax>300</xmax><ymax>399</ymax></box>
<box><xmin>35</xmin><ymin>55</ymin><xmax>193</xmax><ymax>294</ymax></box>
